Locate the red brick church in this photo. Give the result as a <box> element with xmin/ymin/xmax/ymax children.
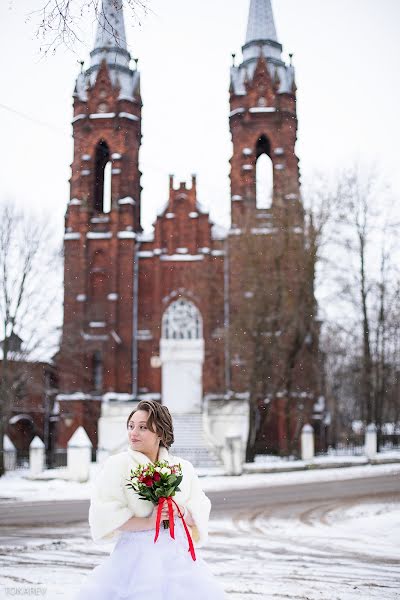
<box><xmin>55</xmin><ymin>0</ymin><xmax>323</xmax><ymax>462</ymax></box>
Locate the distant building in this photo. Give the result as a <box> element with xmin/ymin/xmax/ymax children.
<box><xmin>55</xmin><ymin>0</ymin><xmax>323</xmax><ymax>462</ymax></box>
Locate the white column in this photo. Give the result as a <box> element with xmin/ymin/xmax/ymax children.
<box><xmin>301</xmin><ymin>424</ymin><xmax>315</xmax><ymax>461</ymax></box>
<box><xmin>365</xmin><ymin>423</ymin><xmax>377</xmax><ymax>459</ymax></box>
<box><xmin>29</xmin><ymin>436</ymin><xmax>45</xmax><ymax>476</ymax></box>
<box><xmin>4</xmin><ymin>435</ymin><xmax>17</xmax><ymax>471</ymax></box>
<box><xmin>67</xmin><ymin>426</ymin><xmax>93</xmax><ymax>482</ymax></box>
<box><xmin>221</xmin><ymin>434</ymin><xmax>243</xmax><ymax>476</ymax></box>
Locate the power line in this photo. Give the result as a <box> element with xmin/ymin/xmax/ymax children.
<box><xmin>0</xmin><ymin>102</ymin><xmax>67</xmax><ymax>135</ymax></box>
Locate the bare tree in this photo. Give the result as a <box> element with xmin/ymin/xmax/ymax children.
<box><xmin>29</xmin><ymin>0</ymin><xmax>149</xmax><ymax>55</ymax></box>
<box><xmin>0</xmin><ymin>204</ymin><xmax>62</xmax><ymax>476</ymax></box>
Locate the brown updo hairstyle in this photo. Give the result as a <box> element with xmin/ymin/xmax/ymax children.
<box><xmin>126</xmin><ymin>400</ymin><xmax>174</xmax><ymax>448</ymax></box>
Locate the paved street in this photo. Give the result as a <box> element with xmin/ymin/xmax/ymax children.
<box><xmin>0</xmin><ymin>473</ymin><xmax>399</xmax><ymax>599</ymax></box>
<box><xmin>0</xmin><ymin>472</ymin><xmax>399</xmax><ymax>528</ymax></box>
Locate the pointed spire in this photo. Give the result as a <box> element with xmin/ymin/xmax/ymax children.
<box><xmin>245</xmin><ymin>0</ymin><xmax>277</xmax><ymax>44</ymax></box>
<box><xmin>242</xmin><ymin>0</ymin><xmax>282</xmax><ymax>65</ymax></box>
<box><xmin>75</xmin><ymin>0</ymin><xmax>140</xmax><ymax>102</ymax></box>
<box><xmin>94</xmin><ymin>0</ymin><xmax>127</xmax><ymax>51</ymax></box>
<box><xmin>90</xmin><ymin>0</ymin><xmax>131</xmax><ymax>72</ymax></box>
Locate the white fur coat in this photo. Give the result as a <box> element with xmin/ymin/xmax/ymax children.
<box><xmin>88</xmin><ymin>445</ymin><xmax>211</xmax><ymax>547</ymax></box>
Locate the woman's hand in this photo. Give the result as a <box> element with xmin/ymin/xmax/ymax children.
<box><xmin>147</xmin><ymin>501</ymin><xmax>186</xmax><ymax>528</ymax></box>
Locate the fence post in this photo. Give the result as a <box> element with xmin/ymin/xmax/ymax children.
<box><xmin>301</xmin><ymin>424</ymin><xmax>315</xmax><ymax>461</ymax></box>
<box><xmin>67</xmin><ymin>426</ymin><xmax>93</xmax><ymax>482</ymax></box>
<box><xmin>4</xmin><ymin>435</ymin><xmax>17</xmax><ymax>471</ymax></box>
<box><xmin>365</xmin><ymin>423</ymin><xmax>377</xmax><ymax>459</ymax></box>
<box><xmin>29</xmin><ymin>436</ymin><xmax>45</xmax><ymax>476</ymax></box>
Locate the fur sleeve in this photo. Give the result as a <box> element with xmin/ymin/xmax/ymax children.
<box><xmin>185</xmin><ymin>461</ymin><xmax>212</xmax><ymax>547</ymax></box>
<box><xmin>88</xmin><ymin>455</ymin><xmax>133</xmax><ymax>543</ymax></box>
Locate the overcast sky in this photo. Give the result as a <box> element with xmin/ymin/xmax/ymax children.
<box><xmin>1</xmin><ymin>0</ymin><xmax>399</xmax><ymax>235</ymax></box>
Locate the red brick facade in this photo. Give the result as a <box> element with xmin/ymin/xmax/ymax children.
<box><xmin>55</xmin><ymin>2</ymin><xmax>322</xmax><ymax>455</ymax></box>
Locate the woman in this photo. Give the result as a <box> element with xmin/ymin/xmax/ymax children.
<box><xmin>75</xmin><ymin>400</ymin><xmax>227</xmax><ymax>599</ymax></box>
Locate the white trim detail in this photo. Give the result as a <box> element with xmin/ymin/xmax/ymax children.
<box><xmin>229</xmin><ymin>228</ymin><xmax>242</xmax><ymax>235</ymax></box>
<box><xmin>89</xmin><ymin>112</ymin><xmax>116</xmax><ymax>119</ymax></box>
<box><xmin>229</xmin><ymin>108</ymin><xmax>245</xmax><ymax>117</ymax></box>
<box><xmin>81</xmin><ymin>169</ymin><xmax>90</xmax><ymax>176</ymax></box>
<box><xmin>117</xmin><ymin>231</ymin><xmax>136</xmax><ymax>239</ymax></box>
<box><xmin>107</xmin><ymin>293</ymin><xmax>118</xmax><ymax>301</ymax></box>
<box><xmin>138</xmin><ymin>251</ymin><xmax>154</xmax><ymax>258</ymax></box>
<box><xmin>160</xmin><ymin>254</ymin><xmax>204</xmax><ymax>262</ymax></box>
<box><xmin>81</xmin><ymin>332</ymin><xmax>108</xmax><ymax>341</ymax></box>
<box><xmin>72</xmin><ymin>114</ymin><xmax>86</xmax><ymax>123</ymax></box>
<box><xmin>82</xmin><ymin>154</ymin><xmax>91</xmax><ymax>161</ymax></box>
<box><xmin>274</xmin><ymin>164</ymin><xmax>284</xmax><ymax>170</ymax></box>
<box><xmin>251</xmin><ymin>227</ymin><xmax>277</xmax><ymax>235</ymax></box>
<box><xmin>137</xmin><ymin>329</ymin><xmax>153</xmax><ymax>341</ymax></box>
<box><xmin>76</xmin><ymin>294</ymin><xmax>86</xmax><ymax>302</ymax></box>
<box><xmin>64</xmin><ymin>232</ymin><xmax>81</xmax><ymax>240</ymax></box>
<box><xmin>111</xmin><ymin>168</ymin><xmax>121</xmax><ymax>175</ymax></box>
<box><xmin>89</xmin><ymin>321</ymin><xmax>106</xmax><ymax>328</ymax></box>
<box><xmin>232</xmin><ymin>195</ymin><xmax>242</xmax><ymax>201</ymax></box>
<box><xmin>274</xmin><ymin>147</ymin><xmax>284</xmax><ymax>155</ymax></box>
<box><xmin>211</xmin><ymin>250</ymin><xmax>225</xmax><ymax>256</ymax></box>
<box><xmin>242</xmin><ymin>148</ymin><xmax>252</xmax><ymax>155</ymax></box>
<box><xmin>91</xmin><ymin>216</ymin><xmax>109</xmax><ymax>224</ymax></box>
<box><xmin>111</xmin><ymin>330</ymin><xmax>122</xmax><ymax>345</ymax></box>
<box><xmin>118</xmin><ymin>197</ymin><xmax>136</xmax><ymax>205</ymax></box>
<box><xmin>111</xmin><ymin>153</ymin><xmax>122</xmax><ymax>160</ymax></box>
<box><xmin>176</xmin><ymin>247</ymin><xmax>188</xmax><ymax>254</ymax></box>
<box><xmin>69</xmin><ymin>198</ymin><xmax>81</xmax><ymax>205</ymax></box>
<box><xmin>198</xmin><ymin>247</ymin><xmax>210</xmax><ymax>254</ymax></box>
<box><xmin>189</xmin><ymin>212</ymin><xmax>198</xmax><ymax>218</ymax></box>
<box><xmin>249</xmin><ymin>107</ymin><xmax>276</xmax><ymax>113</ymax></box>
<box><xmin>86</xmin><ymin>232</ymin><xmax>112</xmax><ymax>239</ymax></box>
<box><xmin>102</xmin><ymin>392</ymin><xmax>134</xmax><ymax>402</ymax></box>
<box><xmin>118</xmin><ymin>112</ymin><xmax>139</xmax><ymax>121</ymax></box>
<box><xmin>165</xmin><ymin>213</ymin><xmax>175</xmax><ymax>219</ymax></box>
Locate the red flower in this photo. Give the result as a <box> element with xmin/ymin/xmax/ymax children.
<box><xmin>153</xmin><ymin>472</ymin><xmax>161</xmax><ymax>482</ymax></box>
<box><xmin>144</xmin><ymin>477</ymin><xmax>154</xmax><ymax>487</ymax></box>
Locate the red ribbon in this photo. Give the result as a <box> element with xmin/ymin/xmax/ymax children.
<box><xmin>154</xmin><ymin>497</ymin><xmax>196</xmax><ymax>561</ymax></box>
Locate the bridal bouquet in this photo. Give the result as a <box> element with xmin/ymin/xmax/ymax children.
<box><xmin>125</xmin><ymin>459</ymin><xmax>196</xmax><ymax>561</ymax></box>
<box><xmin>126</xmin><ymin>460</ymin><xmax>183</xmax><ymax>530</ymax></box>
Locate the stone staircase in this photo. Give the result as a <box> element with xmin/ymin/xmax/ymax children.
<box><xmin>170</xmin><ymin>413</ymin><xmax>223</xmax><ymax>468</ymax></box>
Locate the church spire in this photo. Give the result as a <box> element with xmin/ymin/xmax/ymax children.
<box><xmin>75</xmin><ymin>0</ymin><xmax>140</xmax><ymax>102</ymax></box>
<box><xmin>245</xmin><ymin>0</ymin><xmax>277</xmax><ymax>45</ymax></box>
<box><xmin>94</xmin><ymin>0</ymin><xmax>127</xmax><ymax>52</ymax></box>
<box><xmin>242</xmin><ymin>0</ymin><xmax>283</xmax><ymax>65</ymax></box>
<box><xmin>90</xmin><ymin>0</ymin><xmax>130</xmax><ymax>71</ymax></box>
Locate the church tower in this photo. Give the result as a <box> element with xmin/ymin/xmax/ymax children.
<box><xmin>228</xmin><ymin>0</ymin><xmax>321</xmax><ymax>455</ymax></box>
<box><xmin>56</xmin><ymin>0</ymin><xmax>142</xmax><ymax>449</ymax></box>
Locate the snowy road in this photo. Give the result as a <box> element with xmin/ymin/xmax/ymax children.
<box><xmin>0</xmin><ymin>473</ymin><xmax>399</xmax><ymax>599</ymax></box>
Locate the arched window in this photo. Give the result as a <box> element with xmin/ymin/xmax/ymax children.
<box><xmin>162</xmin><ymin>299</ymin><xmax>202</xmax><ymax>340</ymax></box>
<box><xmin>255</xmin><ymin>135</ymin><xmax>273</xmax><ymax>209</ymax></box>
<box><xmin>92</xmin><ymin>351</ymin><xmax>103</xmax><ymax>391</ymax></box>
<box><xmin>94</xmin><ymin>140</ymin><xmax>112</xmax><ymax>213</ymax></box>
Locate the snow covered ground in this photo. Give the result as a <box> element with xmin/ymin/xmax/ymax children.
<box><xmin>0</xmin><ymin>494</ymin><xmax>399</xmax><ymax>599</ymax></box>
<box><xmin>0</xmin><ymin>462</ymin><xmax>399</xmax><ymax>599</ymax></box>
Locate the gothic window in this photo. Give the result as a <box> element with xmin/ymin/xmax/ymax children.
<box><xmin>94</xmin><ymin>140</ymin><xmax>112</xmax><ymax>213</ymax></box>
<box><xmin>162</xmin><ymin>299</ymin><xmax>202</xmax><ymax>340</ymax></box>
<box><xmin>92</xmin><ymin>351</ymin><xmax>103</xmax><ymax>391</ymax></box>
<box><xmin>255</xmin><ymin>134</ymin><xmax>273</xmax><ymax>209</ymax></box>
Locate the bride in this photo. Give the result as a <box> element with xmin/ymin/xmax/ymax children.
<box><xmin>74</xmin><ymin>399</ymin><xmax>227</xmax><ymax>599</ymax></box>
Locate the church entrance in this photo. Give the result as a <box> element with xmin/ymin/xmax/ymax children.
<box><xmin>160</xmin><ymin>299</ymin><xmax>204</xmax><ymax>414</ymax></box>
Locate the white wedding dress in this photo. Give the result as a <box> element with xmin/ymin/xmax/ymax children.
<box><xmin>74</xmin><ymin>516</ymin><xmax>227</xmax><ymax>599</ymax></box>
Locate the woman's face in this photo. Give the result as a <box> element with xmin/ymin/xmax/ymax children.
<box><xmin>127</xmin><ymin>410</ymin><xmax>160</xmax><ymax>455</ymax></box>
